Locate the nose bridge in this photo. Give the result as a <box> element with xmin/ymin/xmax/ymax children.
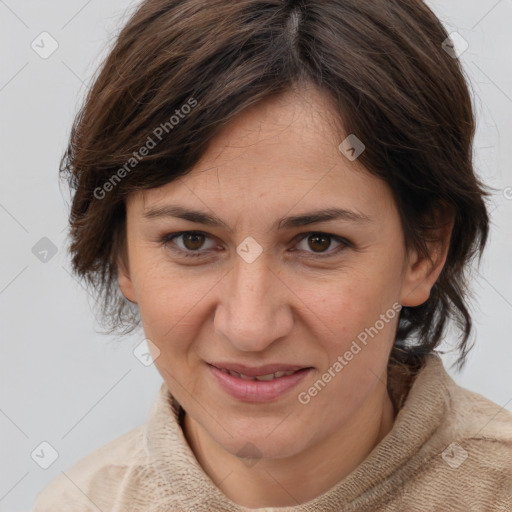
<box><xmin>215</xmin><ymin>253</ymin><xmax>292</xmax><ymax>352</ymax></box>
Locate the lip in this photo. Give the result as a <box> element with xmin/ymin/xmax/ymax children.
<box><xmin>208</xmin><ymin>362</ymin><xmax>307</xmax><ymax>377</ymax></box>
<box><xmin>207</xmin><ymin>363</ymin><xmax>312</xmax><ymax>403</ymax></box>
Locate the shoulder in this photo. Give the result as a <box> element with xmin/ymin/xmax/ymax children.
<box><xmin>32</xmin><ymin>425</ymin><xmax>146</xmax><ymax>512</ymax></box>
<box><xmin>446</xmin><ymin>378</ymin><xmax>512</xmax><ymax>477</ymax></box>
<box><xmin>446</xmin><ymin>371</ymin><xmax>512</xmax><ymax>444</ymax></box>
<box><xmin>434</xmin><ymin>387</ymin><xmax>511</xmax><ymax>510</ymax></box>
<box><xmin>405</xmin><ymin>354</ymin><xmax>512</xmax><ymax>443</ymax></box>
<box><xmin>405</xmin><ymin>360</ymin><xmax>512</xmax><ymax>510</ymax></box>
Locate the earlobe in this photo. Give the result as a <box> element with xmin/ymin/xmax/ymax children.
<box><xmin>400</xmin><ymin>249</ymin><xmax>436</xmax><ymax>307</ymax></box>
<box><xmin>117</xmin><ymin>257</ymin><xmax>137</xmax><ymax>304</ymax></box>
<box><xmin>400</xmin><ymin>215</ymin><xmax>453</xmax><ymax>308</ymax></box>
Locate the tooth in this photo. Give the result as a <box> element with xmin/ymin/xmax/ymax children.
<box><xmin>225</xmin><ymin>370</ymin><xmax>256</xmax><ymax>381</ymax></box>
<box><xmin>254</xmin><ymin>373</ymin><xmax>276</xmax><ymax>381</ymax></box>
<box><xmin>222</xmin><ymin>369</ymin><xmax>299</xmax><ymax>381</ymax></box>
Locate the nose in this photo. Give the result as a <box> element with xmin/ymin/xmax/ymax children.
<box><xmin>214</xmin><ymin>253</ymin><xmax>294</xmax><ymax>353</ymax></box>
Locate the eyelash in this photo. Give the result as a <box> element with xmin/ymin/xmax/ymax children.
<box><xmin>159</xmin><ymin>231</ymin><xmax>351</xmax><ymax>259</ymax></box>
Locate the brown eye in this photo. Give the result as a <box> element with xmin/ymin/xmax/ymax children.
<box><xmin>161</xmin><ymin>231</ymin><xmax>216</xmax><ymax>258</ymax></box>
<box><xmin>181</xmin><ymin>232</ymin><xmax>206</xmax><ymax>251</ymax></box>
<box><xmin>294</xmin><ymin>232</ymin><xmax>348</xmax><ymax>257</ymax></box>
<box><xmin>307</xmin><ymin>234</ymin><xmax>331</xmax><ymax>252</ymax></box>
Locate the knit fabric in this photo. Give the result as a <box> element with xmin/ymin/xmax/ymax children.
<box><xmin>32</xmin><ymin>354</ymin><xmax>512</xmax><ymax>511</ymax></box>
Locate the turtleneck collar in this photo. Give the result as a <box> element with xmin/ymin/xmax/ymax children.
<box><xmin>142</xmin><ymin>354</ymin><xmax>451</xmax><ymax>511</ymax></box>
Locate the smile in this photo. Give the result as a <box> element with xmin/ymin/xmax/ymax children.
<box><xmin>217</xmin><ymin>368</ymin><xmax>299</xmax><ymax>381</ymax></box>
<box><xmin>207</xmin><ymin>363</ymin><xmax>312</xmax><ymax>402</ymax></box>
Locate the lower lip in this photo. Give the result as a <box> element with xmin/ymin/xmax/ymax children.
<box><xmin>207</xmin><ymin>364</ymin><xmax>312</xmax><ymax>403</ymax></box>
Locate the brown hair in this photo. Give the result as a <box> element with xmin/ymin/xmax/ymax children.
<box><xmin>61</xmin><ymin>0</ymin><xmax>491</xmax><ymax>371</ymax></box>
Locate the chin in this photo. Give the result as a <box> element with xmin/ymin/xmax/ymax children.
<box><xmin>217</xmin><ymin>421</ymin><xmax>314</xmax><ymax>462</ymax></box>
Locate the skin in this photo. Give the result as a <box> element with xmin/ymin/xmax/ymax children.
<box><xmin>118</xmin><ymin>83</ymin><xmax>452</xmax><ymax>508</ymax></box>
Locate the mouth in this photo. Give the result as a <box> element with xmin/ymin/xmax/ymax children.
<box><xmin>215</xmin><ymin>368</ymin><xmax>300</xmax><ymax>381</ymax></box>
<box><xmin>206</xmin><ymin>362</ymin><xmax>313</xmax><ymax>402</ymax></box>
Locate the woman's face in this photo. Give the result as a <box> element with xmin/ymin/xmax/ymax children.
<box><xmin>119</xmin><ymin>85</ymin><xmax>439</xmax><ymax>461</ymax></box>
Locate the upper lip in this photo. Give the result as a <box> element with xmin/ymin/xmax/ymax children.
<box><xmin>208</xmin><ymin>362</ymin><xmax>310</xmax><ymax>377</ymax></box>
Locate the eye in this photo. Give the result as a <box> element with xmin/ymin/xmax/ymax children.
<box><xmin>293</xmin><ymin>232</ymin><xmax>349</xmax><ymax>257</ymax></box>
<box><xmin>160</xmin><ymin>230</ymin><xmax>350</xmax><ymax>259</ymax></box>
<box><xmin>161</xmin><ymin>231</ymin><xmax>216</xmax><ymax>258</ymax></box>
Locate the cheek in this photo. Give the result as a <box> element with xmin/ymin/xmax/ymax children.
<box><xmin>298</xmin><ymin>291</ymin><xmax>398</xmax><ymax>428</ymax></box>
<box><xmin>291</xmin><ymin>271</ymin><xmax>398</xmax><ymax>345</ymax></box>
<box><xmin>132</xmin><ymin>262</ymin><xmax>214</xmax><ymax>354</ymax></box>
<box><xmin>291</xmin><ymin>273</ymin><xmax>400</xmax><ymax>413</ymax></box>
<box><xmin>137</xmin><ymin>274</ymin><xmax>208</xmax><ymax>391</ymax></box>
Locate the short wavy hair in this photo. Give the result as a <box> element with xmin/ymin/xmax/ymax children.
<box><xmin>60</xmin><ymin>0</ymin><xmax>491</xmax><ymax>372</ymax></box>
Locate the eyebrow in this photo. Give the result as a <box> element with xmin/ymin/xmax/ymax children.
<box><xmin>142</xmin><ymin>205</ymin><xmax>372</xmax><ymax>231</ymax></box>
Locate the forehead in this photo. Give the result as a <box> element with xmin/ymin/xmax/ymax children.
<box><xmin>200</xmin><ymin>85</ymin><xmax>346</xmax><ymax>168</ymax></box>
<box><xmin>129</xmin><ymin>86</ymin><xmax>396</xmax><ymax>222</ymax></box>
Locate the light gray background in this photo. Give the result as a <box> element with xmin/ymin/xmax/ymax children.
<box><xmin>0</xmin><ymin>1</ymin><xmax>511</xmax><ymax>510</ymax></box>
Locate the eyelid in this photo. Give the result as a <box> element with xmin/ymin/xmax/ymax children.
<box><xmin>160</xmin><ymin>230</ymin><xmax>350</xmax><ymax>258</ymax></box>
<box><xmin>292</xmin><ymin>232</ymin><xmax>349</xmax><ymax>256</ymax></box>
<box><xmin>163</xmin><ymin>231</ymin><xmax>218</xmax><ymax>256</ymax></box>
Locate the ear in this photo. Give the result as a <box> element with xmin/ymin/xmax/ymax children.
<box><xmin>117</xmin><ymin>253</ymin><xmax>137</xmax><ymax>304</ymax></box>
<box><xmin>400</xmin><ymin>210</ymin><xmax>454</xmax><ymax>308</ymax></box>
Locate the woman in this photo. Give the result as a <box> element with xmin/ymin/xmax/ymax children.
<box><xmin>33</xmin><ymin>0</ymin><xmax>512</xmax><ymax>510</ymax></box>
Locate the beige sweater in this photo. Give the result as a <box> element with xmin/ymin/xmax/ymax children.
<box><xmin>32</xmin><ymin>354</ymin><xmax>512</xmax><ymax>511</ymax></box>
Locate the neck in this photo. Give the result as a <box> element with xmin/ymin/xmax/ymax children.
<box><xmin>183</xmin><ymin>380</ymin><xmax>396</xmax><ymax>508</ymax></box>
